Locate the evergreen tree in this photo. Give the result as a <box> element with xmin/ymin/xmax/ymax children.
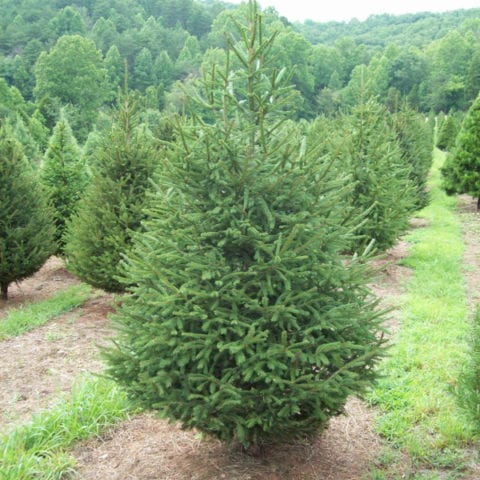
<box><xmin>466</xmin><ymin>50</ymin><xmax>480</xmax><ymax>104</ymax></box>
<box><xmin>154</xmin><ymin>51</ymin><xmax>175</xmax><ymax>89</ymax></box>
<box><xmin>174</xmin><ymin>35</ymin><xmax>202</xmax><ymax>79</ymax></box>
<box><xmin>104</xmin><ymin>45</ymin><xmax>123</xmax><ymax>101</ymax></box>
<box><xmin>392</xmin><ymin>103</ymin><xmax>433</xmax><ymax>209</ymax></box>
<box><xmin>339</xmin><ymin>97</ymin><xmax>416</xmax><ymax>251</ymax></box>
<box><xmin>0</xmin><ymin>125</ymin><xmax>55</xmax><ymax>299</ymax></box>
<box><xmin>64</xmin><ymin>90</ymin><xmax>159</xmax><ymax>291</ymax></box>
<box><xmin>104</xmin><ymin>1</ymin><xmax>386</xmax><ymax>450</ymax></box>
<box><xmin>437</xmin><ymin>111</ymin><xmax>460</xmax><ymax>151</ymax></box>
<box><xmin>133</xmin><ymin>47</ymin><xmax>156</xmax><ymax>92</ymax></box>
<box><xmin>40</xmin><ymin>114</ymin><xmax>87</xmax><ymax>253</ymax></box>
<box><xmin>441</xmin><ymin>93</ymin><xmax>480</xmax><ymax>209</ymax></box>
<box><xmin>49</xmin><ymin>6</ymin><xmax>87</xmax><ymax>37</ymax></box>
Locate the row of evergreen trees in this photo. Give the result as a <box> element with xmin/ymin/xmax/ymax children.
<box><xmin>0</xmin><ymin>0</ymin><xmax>442</xmax><ymax>449</ymax></box>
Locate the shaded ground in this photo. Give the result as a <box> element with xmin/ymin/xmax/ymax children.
<box><xmin>0</xmin><ymin>257</ymin><xmax>80</xmax><ymax>316</ymax></box>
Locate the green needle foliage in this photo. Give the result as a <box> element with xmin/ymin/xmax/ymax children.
<box><xmin>441</xmin><ymin>93</ymin><xmax>480</xmax><ymax>209</ymax></box>
<box><xmin>0</xmin><ymin>125</ymin><xmax>55</xmax><ymax>300</ymax></box>
<box><xmin>391</xmin><ymin>103</ymin><xmax>433</xmax><ymax>209</ymax></box>
<box><xmin>436</xmin><ymin>111</ymin><xmax>460</xmax><ymax>152</ymax></box>
<box><xmin>105</xmin><ymin>1</ymin><xmax>386</xmax><ymax>450</ymax></box>
<box><xmin>342</xmin><ymin>97</ymin><xmax>416</xmax><ymax>251</ymax></box>
<box><xmin>40</xmin><ymin>113</ymin><xmax>88</xmax><ymax>253</ymax></box>
<box><xmin>64</xmin><ymin>90</ymin><xmax>159</xmax><ymax>292</ymax></box>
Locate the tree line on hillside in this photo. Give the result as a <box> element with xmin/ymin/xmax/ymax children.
<box><xmin>0</xmin><ymin>0</ymin><xmax>479</xmax><ymax>146</ymax></box>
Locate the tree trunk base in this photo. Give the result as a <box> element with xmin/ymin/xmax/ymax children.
<box><xmin>1</xmin><ymin>282</ymin><xmax>8</xmax><ymax>300</ymax></box>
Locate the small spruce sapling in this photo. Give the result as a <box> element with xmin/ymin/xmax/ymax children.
<box><xmin>40</xmin><ymin>113</ymin><xmax>87</xmax><ymax>253</ymax></box>
<box><xmin>441</xmin><ymin>93</ymin><xmax>480</xmax><ymax>209</ymax></box>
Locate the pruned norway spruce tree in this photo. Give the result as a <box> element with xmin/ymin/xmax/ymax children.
<box><xmin>64</xmin><ymin>90</ymin><xmax>159</xmax><ymax>292</ymax></box>
<box><xmin>105</xmin><ymin>1</ymin><xmax>386</xmax><ymax>449</ymax></box>
<box><xmin>40</xmin><ymin>113</ymin><xmax>87</xmax><ymax>253</ymax></box>
<box><xmin>441</xmin><ymin>93</ymin><xmax>480</xmax><ymax>209</ymax></box>
<box><xmin>0</xmin><ymin>125</ymin><xmax>55</xmax><ymax>299</ymax></box>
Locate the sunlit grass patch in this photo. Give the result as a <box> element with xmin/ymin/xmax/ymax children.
<box><xmin>0</xmin><ymin>284</ymin><xmax>93</xmax><ymax>340</ymax></box>
<box><xmin>0</xmin><ymin>376</ymin><xmax>132</xmax><ymax>480</ymax></box>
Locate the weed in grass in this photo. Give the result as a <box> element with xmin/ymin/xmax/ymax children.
<box><xmin>46</xmin><ymin>329</ymin><xmax>64</xmax><ymax>342</ymax></box>
<box><xmin>0</xmin><ymin>284</ymin><xmax>92</xmax><ymax>340</ymax></box>
<box><xmin>0</xmin><ymin>376</ymin><xmax>132</xmax><ymax>480</ymax></box>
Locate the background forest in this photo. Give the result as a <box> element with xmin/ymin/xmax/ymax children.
<box><xmin>1</xmin><ymin>0</ymin><xmax>480</xmax><ymax>147</ymax></box>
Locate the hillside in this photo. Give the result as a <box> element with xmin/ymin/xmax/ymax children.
<box><xmin>297</xmin><ymin>8</ymin><xmax>480</xmax><ymax>49</ymax></box>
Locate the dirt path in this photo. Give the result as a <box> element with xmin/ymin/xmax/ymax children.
<box><xmin>458</xmin><ymin>195</ymin><xmax>480</xmax><ymax>310</ymax></box>
<box><xmin>0</xmin><ymin>295</ymin><xmax>115</xmax><ymax>432</ymax></box>
<box><xmin>0</xmin><ymin>257</ymin><xmax>80</xmax><ymax>316</ymax></box>
<box><xmin>0</xmin><ymin>258</ymin><xmax>116</xmax><ymax>432</ymax></box>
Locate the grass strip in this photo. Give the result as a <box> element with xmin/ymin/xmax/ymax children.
<box><xmin>0</xmin><ymin>284</ymin><xmax>92</xmax><ymax>340</ymax></box>
<box><xmin>0</xmin><ymin>376</ymin><xmax>132</xmax><ymax>480</ymax></box>
<box><xmin>369</xmin><ymin>149</ymin><xmax>475</xmax><ymax>467</ymax></box>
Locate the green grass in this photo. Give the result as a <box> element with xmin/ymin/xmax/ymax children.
<box><xmin>369</xmin><ymin>149</ymin><xmax>476</xmax><ymax>469</ymax></box>
<box><xmin>0</xmin><ymin>376</ymin><xmax>132</xmax><ymax>480</ymax></box>
<box><xmin>0</xmin><ymin>284</ymin><xmax>93</xmax><ymax>340</ymax></box>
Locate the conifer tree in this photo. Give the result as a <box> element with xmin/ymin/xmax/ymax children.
<box><xmin>340</xmin><ymin>97</ymin><xmax>416</xmax><ymax>251</ymax></box>
<box><xmin>441</xmin><ymin>93</ymin><xmax>480</xmax><ymax>209</ymax></box>
<box><xmin>64</xmin><ymin>90</ymin><xmax>159</xmax><ymax>291</ymax></box>
<box><xmin>40</xmin><ymin>114</ymin><xmax>87</xmax><ymax>253</ymax></box>
<box><xmin>133</xmin><ymin>47</ymin><xmax>156</xmax><ymax>92</ymax></box>
<box><xmin>104</xmin><ymin>1</ymin><xmax>386</xmax><ymax>449</ymax></box>
<box><xmin>392</xmin><ymin>103</ymin><xmax>433</xmax><ymax>209</ymax></box>
<box><xmin>437</xmin><ymin>111</ymin><xmax>460</xmax><ymax>151</ymax></box>
<box><xmin>0</xmin><ymin>125</ymin><xmax>55</xmax><ymax>299</ymax></box>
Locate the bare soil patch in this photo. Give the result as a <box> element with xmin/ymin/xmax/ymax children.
<box><xmin>458</xmin><ymin>194</ymin><xmax>480</xmax><ymax>310</ymax></box>
<box><xmin>0</xmin><ymin>293</ymin><xmax>115</xmax><ymax>432</ymax></box>
<box><xmin>370</xmin><ymin>238</ymin><xmax>413</xmax><ymax>333</ymax></box>
<box><xmin>74</xmin><ymin>397</ymin><xmax>381</xmax><ymax>480</ymax></box>
<box><xmin>0</xmin><ymin>256</ymin><xmax>80</xmax><ymax>317</ymax></box>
